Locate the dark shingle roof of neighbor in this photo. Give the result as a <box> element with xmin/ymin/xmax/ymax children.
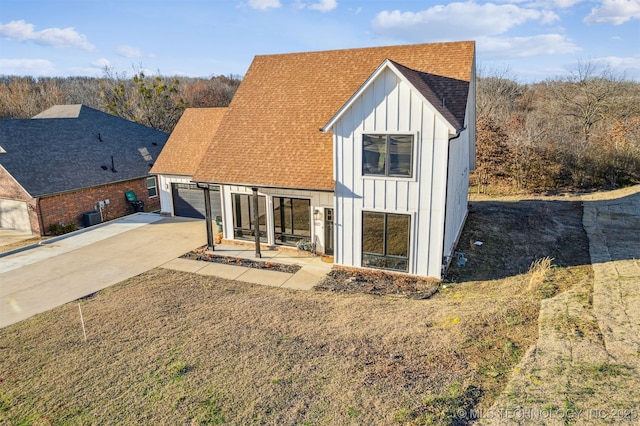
<box><xmin>0</xmin><ymin>105</ymin><xmax>169</xmax><ymax>197</ymax></box>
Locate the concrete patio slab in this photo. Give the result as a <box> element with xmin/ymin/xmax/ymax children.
<box><xmin>281</xmin><ymin>268</ymin><xmax>322</xmax><ymax>290</ymax></box>
<box><xmin>196</xmin><ymin>263</ymin><xmax>248</xmax><ymax>280</ymax></box>
<box><xmin>161</xmin><ymin>258</ymin><xmax>208</xmax><ymax>273</ymax></box>
<box><xmin>236</xmin><ymin>268</ymin><xmax>293</xmax><ymax>287</ymax></box>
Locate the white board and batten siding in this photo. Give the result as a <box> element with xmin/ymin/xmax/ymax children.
<box><xmin>332</xmin><ymin>67</ymin><xmax>467</xmax><ymax>279</ymax></box>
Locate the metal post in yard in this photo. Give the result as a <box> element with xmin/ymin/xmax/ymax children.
<box><xmin>252</xmin><ymin>187</ymin><xmax>261</xmax><ymax>258</ymax></box>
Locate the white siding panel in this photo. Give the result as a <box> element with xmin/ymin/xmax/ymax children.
<box><xmin>397</xmin><ymin>181</ymin><xmax>409</xmax><ymax>212</ymax></box>
<box><xmin>385</xmin><ymin>71</ymin><xmax>399</xmax><ymax>131</ymax></box>
<box><xmin>443</xmin><ymin>134</ymin><xmax>470</xmax><ymax>265</ymax></box>
<box><xmin>415</xmin><ymin>110</ymin><xmax>434</xmax><ymax>277</ymax></box>
<box><xmin>398</xmin><ymin>81</ymin><xmax>412</xmax><ymax>130</ymax></box>
<box><xmin>427</xmin><ymin>121</ymin><xmax>451</xmax><ymax>277</ymax></box>
<box><xmin>385</xmin><ymin>180</ymin><xmax>397</xmax><ymax>211</ymax></box>
<box><xmin>362</xmin><ymin>85</ymin><xmax>375</xmax><ymax>130</ymax></box>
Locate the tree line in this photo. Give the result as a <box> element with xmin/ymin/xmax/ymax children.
<box><xmin>476</xmin><ymin>64</ymin><xmax>640</xmax><ymax>192</ymax></box>
<box><xmin>0</xmin><ymin>70</ymin><xmax>241</xmax><ymax>133</ymax></box>
<box><xmin>1</xmin><ymin>64</ymin><xmax>638</xmax><ymax>192</ymax></box>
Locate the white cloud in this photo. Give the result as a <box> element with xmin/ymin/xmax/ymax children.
<box><xmin>584</xmin><ymin>0</ymin><xmax>640</xmax><ymax>25</ymax></box>
<box><xmin>479</xmin><ymin>34</ymin><xmax>581</xmax><ymax>58</ymax></box>
<box><xmin>552</xmin><ymin>0</ymin><xmax>584</xmax><ymax>7</ymax></box>
<box><xmin>308</xmin><ymin>0</ymin><xmax>338</xmax><ymax>12</ymax></box>
<box><xmin>0</xmin><ymin>58</ymin><xmax>56</xmax><ymax>76</ymax></box>
<box><xmin>248</xmin><ymin>0</ymin><xmax>281</xmax><ymax>10</ymax></box>
<box><xmin>116</xmin><ymin>44</ymin><xmax>142</xmax><ymax>58</ymax></box>
<box><xmin>593</xmin><ymin>55</ymin><xmax>640</xmax><ymax>77</ymax></box>
<box><xmin>372</xmin><ymin>2</ymin><xmax>558</xmax><ymax>41</ymax></box>
<box><xmin>0</xmin><ymin>20</ymin><xmax>95</xmax><ymax>51</ymax></box>
<box><xmin>91</xmin><ymin>58</ymin><xmax>111</xmax><ymax>68</ymax></box>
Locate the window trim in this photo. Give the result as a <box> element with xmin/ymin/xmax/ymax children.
<box><xmin>231</xmin><ymin>192</ymin><xmax>267</xmax><ymax>243</ymax></box>
<box><xmin>361</xmin><ymin>211</ymin><xmax>411</xmax><ymax>273</ymax></box>
<box><xmin>273</xmin><ymin>196</ymin><xmax>311</xmax><ymax>246</ymax></box>
<box><xmin>361</xmin><ymin>132</ymin><xmax>416</xmax><ymax>179</ymax></box>
<box><xmin>146</xmin><ymin>176</ymin><xmax>158</xmax><ymax>198</ymax></box>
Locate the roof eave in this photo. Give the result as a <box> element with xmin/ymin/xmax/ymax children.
<box><xmin>190</xmin><ymin>178</ymin><xmax>334</xmax><ymax>193</ymax></box>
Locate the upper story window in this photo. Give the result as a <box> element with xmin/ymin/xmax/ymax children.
<box><xmin>362</xmin><ymin>134</ymin><xmax>413</xmax><ymax>178</ymax></box>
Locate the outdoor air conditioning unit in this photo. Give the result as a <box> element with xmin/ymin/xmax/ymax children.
<box><xmin>83</xmin><ymin>211</ymin><xmax>102</xmax><ymax>227</ymax></box>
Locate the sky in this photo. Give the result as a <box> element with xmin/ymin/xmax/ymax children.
<box><xmin>0</xmin><ymin>0</ymin><xmax>639</xmax><ymax>82</ymax></box>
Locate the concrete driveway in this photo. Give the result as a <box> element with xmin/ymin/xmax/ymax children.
<box><xmin>0</xmin><ymin>214</ymin><xmax>205</xmax><ymax>328</ymax></box>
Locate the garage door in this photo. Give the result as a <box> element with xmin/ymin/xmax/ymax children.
<box><xmin>0</xmin><ymin>198</ymin><xmax>31</xmax><ymax>233</ymax></box>
<box><xmin>172</xmin><ymin>184</ymin><xmax>221</xmax><ymax>219</ymax></box>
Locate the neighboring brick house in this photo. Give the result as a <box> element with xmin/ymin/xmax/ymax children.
<box><xmin>0</xmin><ymin>105</ymin><xmax>168</xmax><ymax>235</ymax></box>
<box><xmin>156</xmin><ymin>41</ymin><xmax>476</xmax><ymax>279</ymax></box>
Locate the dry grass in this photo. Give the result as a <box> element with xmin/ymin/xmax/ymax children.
<box><xmin>0</xmin><ymin>195</ymin><xmax>594</xmax><ymax>425</ymax></box>
<box><xmin>0</xmin><ymin>237</ymin><xmax>42</xmax><ymax>254</ymax></box>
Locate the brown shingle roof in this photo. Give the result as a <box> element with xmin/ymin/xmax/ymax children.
<box><xmin>192</xmin><ymin>41</ymin><xmax>475</xmax><ymax>191</ymax></box>
<box><xmin>151</xmin><ymin>108</ymin><xmax>226</xmax><ymax>176</ymax></box>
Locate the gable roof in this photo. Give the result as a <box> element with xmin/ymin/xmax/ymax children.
<box><xmin>323</xmin><ymin>59</ymin><xmax>469</xmax><ymax>134</ymax></box>
<box><xmin>151</xmin><ymin>107</ymin><xmax>227</xmax><ymax>176</ymax></box>
<box><xmin>192</xmin><ymin>41</ymin><xmax>475</xmax><ymax>191</ymax></box>
<box><xmin>0</xmin><ymin>105</ymin><xmax>168</xmax><ymax>197</ymax></box>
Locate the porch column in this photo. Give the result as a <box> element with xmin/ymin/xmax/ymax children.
<box><xmin>252</xmin><ymin>187</ymin><xmax>261</xmax><ymax>258</ymax></box>
<box><xmin>198</xmin><ymin>183</ymin><xmax>214</xmax><ymax>251</ymax></box>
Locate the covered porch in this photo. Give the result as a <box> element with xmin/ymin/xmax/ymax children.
<box><xmin>211</xmin><ymin>185</ymin><xmax>335</xmax><ymax>256</ymax></box>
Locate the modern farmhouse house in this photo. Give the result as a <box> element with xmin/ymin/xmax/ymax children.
<box><xmin>157</xmin><ymin>41</ymin><xmax>476</xmax><ymax>279</ymax></box>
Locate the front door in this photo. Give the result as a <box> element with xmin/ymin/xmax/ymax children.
<box><xmin>324</xmin><ymin>208</ymin><xmax>334</xmax><ymax>255</ymax></box>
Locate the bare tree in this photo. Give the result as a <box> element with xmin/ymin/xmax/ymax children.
<box><xmin>476</xmin><ymin>66</ymin><xmax>524</xmax><ymax>125</ymax></box>
<box><xmin>100</xmin><ymin>67</ymin><xmax>185</xmax><ymax>133</ymax></box>
<box><xmin>0</xmin><ymin>77</ymin><xmax>64</xmax><ymax>118</ymax></box>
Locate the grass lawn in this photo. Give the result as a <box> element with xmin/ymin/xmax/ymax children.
<box><xmin>0</xmin><ymin>195</ymin><xmax>593</xmax><ymax>425</ymax></box>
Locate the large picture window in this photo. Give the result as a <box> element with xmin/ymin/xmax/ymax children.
<box><xmin>273</xmin><ymin>197</ymin><xmax>310</xmax><ymax>245</ymax></box>
<box><xmin>362</xmin><ymin>212</ymin><xmax>410</xmax><ymax>272</ymax></box>
<box><xmin>362</xmin><ymin>134</ymin><xmax>413</xmax><ymax>177</ymax></box>
<box><xmin>232</xmin><ymin>193</ymin><xmax>267</xmax><ymax>242</ymax></box>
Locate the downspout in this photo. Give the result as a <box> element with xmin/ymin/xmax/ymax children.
<box><xmin>36</xmin><ymin>197</ymin><xmax>45</xmax><ymax>236</ymax></box>
<box><xmin>441</xmin><ymin>126</ymin><xmax>466</xmax><ymax>276</ymax></box>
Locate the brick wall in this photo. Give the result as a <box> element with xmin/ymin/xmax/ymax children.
<box><xmin>0</xmin><ymin>166</ymin><xmax>30</xmax><ymax>201</ymax></box>
<box><xmin>38</xmin><ymin>177</ymin><xmax>160</xmax><ymax>235</ymax></box>
<box><xmin>0</xmin><ymin>166</ymin><xmax>41</xmax><ymax>234</ymax></box>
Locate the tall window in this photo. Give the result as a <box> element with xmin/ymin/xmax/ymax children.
<box><xmin>362</xmin><ymin>212</ymin><xmax>410</xmax><ymax>272</ymax></box>
<box><xmin>273</xmin><ymin>197</ymin><xmax>310</xmax><ymax>245</ymax></box>
<box><xmin>232</xmin><ymin>193</ymin><xmax>267</xmax><ymax>242</ymax></box>
<box><xmin>362</xmin><ymin>134</ymin><xmax>413</xmax><ymax>177</ymax></box>
<box><xmin>147</xmin><ymin>176</ymin><xmax>158</xmax><ymax>197</ymax></box>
